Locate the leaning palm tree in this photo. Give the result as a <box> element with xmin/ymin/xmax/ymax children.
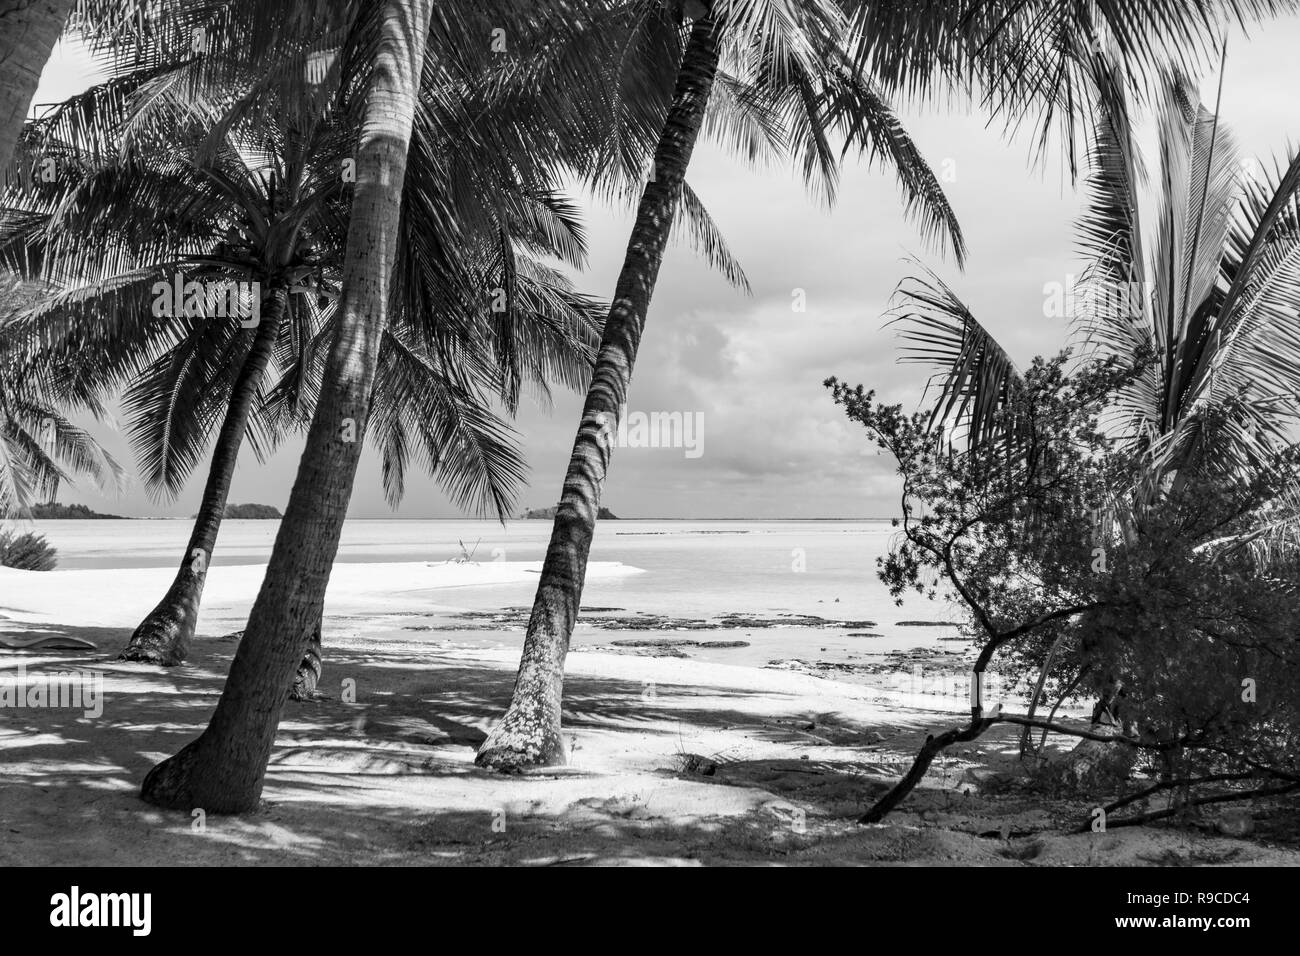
<box><xmin>137</xmin><ymin>0</ymin><xmax>438</xmax><ymax>812</ymax></box>
<box><xmin>132</xmin><ymin>0</ymin><xmax>766</xmax><ymax>811</ymax></box>
<box><xmin>474</xmin><ymin>0</ymin><xmax>975</xmax><ymax>772</ymax></box>
<box><xmin>129</xmin><ymin>0</ymin><xmax>624</xmax><ymax>809</ymax></box>
<box><xmin>476</xmin><ymin>0</ymin><xmax>1300</xmax><ymax>771</ymax></box>
<box><xmin>3</xmin><ymin>52</ymin><xmax>601</xmax><ymax>667</ymax></box>
<box><xmin>129</xmin><ymin>0</ymin><xmax>1292</xmax><ymax>807</ymax></box>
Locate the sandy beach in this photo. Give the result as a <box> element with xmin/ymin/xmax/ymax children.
<box><xmin>7</xmin><ymin>0</ymin><xmax>1300</xmax><ymax>915</ymax></box>
<box><xmin>2</xmin><ymin>560</ymin><xmax>1295</xmax><ymax>866</ymax></box>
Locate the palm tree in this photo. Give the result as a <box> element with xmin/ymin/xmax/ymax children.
<box><xmin>126</xmin><ymin>0</ymin><xmax>773</xmax><ymax>810</ymax></box>
<box><xmin>892</xmin><ymin>67</ymin><xmax>1300</xmax><ymax>518</ymax></box>
<box><xmin>850</xmin><ymin>61</ymin><xmax>1300</xmax><ymax>818</ymax></box>
<box><xmin>476</xmin><ymin>0</ymin><xmax>1300</xmax><ymax>771</ymax></box>
<box><xmin>0</xmin><ymin>1</ymin><xmax>365</xmax><ymax>534</ymax></box>
<box><xmin>881</xmin><ymin>64</ymin><xmax>1300</xmax><ymax>777</ymax></box>
<box><xmin>136</xmin><ymin>0</ymin><xmax>438</xmax><ymax>812</ymax></box>
<box><xmin>127</xmin><ymin>0</ymin><xmax>1293</xmax><ymax>805</ymax></box>
<box><xmin>473</xmin><ymin>0</ymin><xmax>982</xmax><ymax>771</ymax></box>
<box><xmin>2</xmin><ymin>56</ymin><xmax>601</xmax><ymax>667</ymax></box>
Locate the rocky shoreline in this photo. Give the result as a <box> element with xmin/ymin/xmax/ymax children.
<box><xmin>399</xmin><ymin>605</ymin><xmax>982</xmax><ymax>687</ymax></box>
<box><xmin>404</xmin><ymin>607</ymin><xmax>881</xmax><ymax>633</ymax></box>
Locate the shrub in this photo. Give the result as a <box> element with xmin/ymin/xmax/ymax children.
<box><xmin>0</xmin><ymin>530</ymin><xmax>58</xmax><ymax>570</ymax></box>
<box><xmin>828</xmin><ymin>353</ymin><xmax>1300</xmax><ymax>827</ymax></box>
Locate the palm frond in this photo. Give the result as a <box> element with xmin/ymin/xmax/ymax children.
<box><xmin>890</xmin><ymin>260</ymin><xmax>1021</xmax><ymax>448</ymax></box>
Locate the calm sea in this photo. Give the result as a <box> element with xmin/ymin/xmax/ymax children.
<box><xmin>28</xmin><ymin>518</ymin><xmax>969</xmax><ymax>671</ymax></box>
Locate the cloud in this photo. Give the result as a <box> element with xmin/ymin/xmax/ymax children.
<box><xmin>45</xmin><ymin>21</ymin><xmax>1300</xmax><ymax>519</ymax></box>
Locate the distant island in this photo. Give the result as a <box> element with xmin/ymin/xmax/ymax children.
<box><xmin>189</xmin><ymin>503</ymin><xmax>283</xmax><ymax>519</ymax></box>
<box><xmin>216</xmin><ymin>503</ymin><xmax>283</xmax><ymax>519</ymax></box>
<box><xmin>27</xmin><ymin>502</ymin><xmax>122</xmax><ymax>519</ymax></box>
<box><xmin>522</xmin><ymin>505</ymin><xmax>618</xmax><ymax>520</ymax></box>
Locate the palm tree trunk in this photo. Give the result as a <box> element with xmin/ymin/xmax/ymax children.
<box><xmin>139</xmin><ymin>0</ymin><xmax>432</xmax><ymax>814</ymax></box>
<box><xmin>0</xmin><ymin>0</ymin><xmax>76</xmax><ymax>176</ymax></box>
<box><xmin>120</xmin><ymin>288</ymin><xmax>286</xmax><ymax>666</ymax></box>
<box><xmin>475</xmin><ymin>13</ymin><xmax>722</xmax><ymax>772</ymax></box>
<box><xmin>289</xmin><ymin>614</ymin><xmax>323</xmax><ymax>701</ymax></box>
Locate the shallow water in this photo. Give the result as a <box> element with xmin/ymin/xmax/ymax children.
<box><xmin>34</xmin><ymin>517</ymin><xmax>959</xmax><ymax>621</ymax></box>
<box><xmin>29</xmin><ymin>517</ymin><xmax>982</xmax><ymax>699</ymax></box>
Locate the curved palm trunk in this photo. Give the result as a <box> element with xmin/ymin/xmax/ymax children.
<box><xmin>0</xmin><ymin>0</ymin><xmax>76</xmax><ymax>176</ymax></box>
<box><xmin>120</xmin><ymin>290</ymin><xmax>286</xmax><ymax>666</ymax></box>
<box><xmin>475</xmin><ymin>14</ymin><xmax>722</xmax><ymax>771</ymax></box>
<box><xmin>139</xmin><ymin>0</ymin><xmax>432</xmax><ymax>814</ymax></box>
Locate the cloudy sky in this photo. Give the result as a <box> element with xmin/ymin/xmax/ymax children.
<box><xmin>35</xmin><ymin>16</ymin><xmax>1300</xmax><ymax>519</ymax></box>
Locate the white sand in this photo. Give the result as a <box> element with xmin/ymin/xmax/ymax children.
<box><xmin>0</xmin><ymin>560</ymin><xmax>643</xmax><ymax>629</ymax></box>
<box><xmin>0</xmin><ymin>563</ymin><xmax>1293</xmax><ymax>866</ymax></box>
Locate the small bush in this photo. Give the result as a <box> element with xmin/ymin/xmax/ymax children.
<box><xmin>0</xmin><ymin>531</ymin><xmax>58</xmax><ymax>571</ymax></box>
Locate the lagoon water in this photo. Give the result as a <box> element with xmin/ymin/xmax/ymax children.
<box><xmin>30</xmin><ymin>518</ymin><xmax>970</xmax><ymax>675</ymax></box>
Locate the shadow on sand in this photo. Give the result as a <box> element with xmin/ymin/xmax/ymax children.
<box><xmin>1</xmin><ymin>618</ymin><xmax>1292</xmax><ymax>865</ymax></box>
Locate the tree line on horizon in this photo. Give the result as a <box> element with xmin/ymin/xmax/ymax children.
<box><xmin>0</xmin><ymin>0</ymin><xmax>1295</xmax><ymax>822</ymax></box>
